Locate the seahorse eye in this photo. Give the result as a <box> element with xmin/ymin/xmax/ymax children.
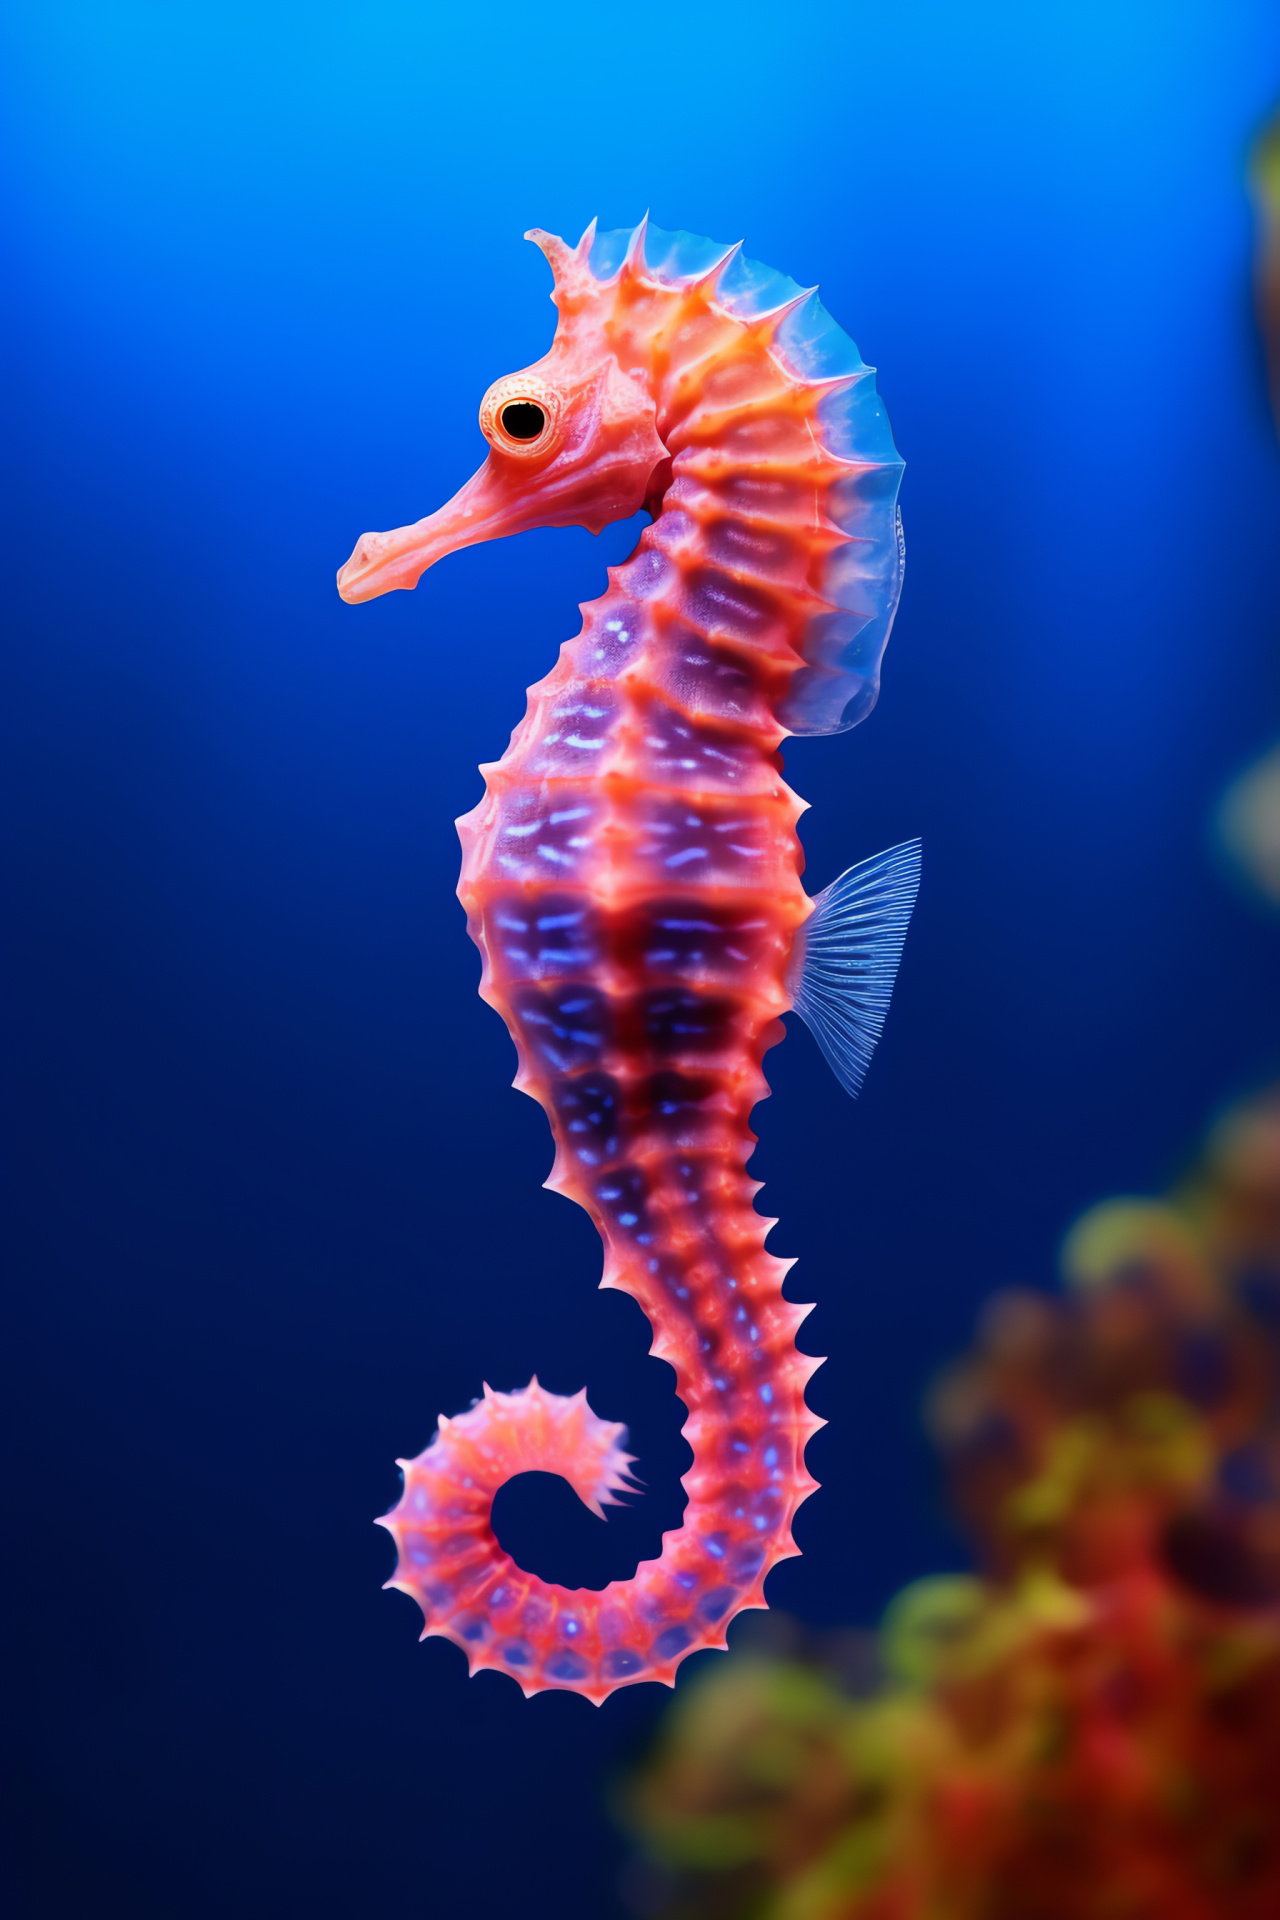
<box><xmin>500</xmin><ymin>401</ymin><xmax>547</xmax><ymax>441</ymax></box>
<box><xmin>479</xmin><ymin>373</ymin><xmax>561</xmax><ymax>458</ymax></box>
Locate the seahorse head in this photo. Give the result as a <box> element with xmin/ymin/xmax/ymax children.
<box><xmin>338</xmin><ymin>216</ymin><xmax>904</xmax><ymax>740</ymax></box>
<box><xmin>336</xmin><ymin>222</ymin><xmax>670</xmax><ymax>604</ymax></box>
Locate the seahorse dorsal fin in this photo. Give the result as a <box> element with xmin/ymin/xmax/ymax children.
<box><xmin>788</xmin><ymin>840</ymin><xmax>922</xmax><ymax>1098</ymax></box>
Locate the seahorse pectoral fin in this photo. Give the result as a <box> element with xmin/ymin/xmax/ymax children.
<box><xmin>787</xmin><ymin>839</ymin><xmax>921</xmax><ymax>1099</ymax></box>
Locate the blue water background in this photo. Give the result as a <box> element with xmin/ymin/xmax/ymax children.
<box><xmin>5</xmin><ymin>3</ymin><xmax>1280</xmax><ymax>1913</ymax></box>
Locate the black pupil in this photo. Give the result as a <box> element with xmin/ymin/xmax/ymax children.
<box><xmin>500</xmin><ymin>401</ymin><xmax>546</xmax><ymax>440</ymax></box>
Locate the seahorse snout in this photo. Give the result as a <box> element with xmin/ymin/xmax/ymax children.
<box><xmin>336</xmin><ymin>459</ymin><xmax>518</xmax><ymax>603</ymax></box>
<box><xmin>336</xmin><ymin>526</ymin><xmax>422</xmax><ymax>603</ymax></box>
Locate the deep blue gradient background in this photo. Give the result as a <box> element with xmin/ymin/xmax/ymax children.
<box><xmin>4</xmin><ymin>4</ymin><xmax>1280</xmax><ymax>1914</ymax></box>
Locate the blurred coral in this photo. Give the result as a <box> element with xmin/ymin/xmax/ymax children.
<box><xmin>622</xmin><ymin>1087</ymin><xmax>1280</xmax><ymax>1918</ymax></box>
<box><xmin>1214</xmin><ymin>744</ymin><xmax>1280</xmax><ymax>910</ymax></box>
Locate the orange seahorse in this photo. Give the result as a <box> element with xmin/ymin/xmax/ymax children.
<box><xmin>337</xmin><ymin>218</ymin><xmax>918</xmax><ymax>1703</ymax></box>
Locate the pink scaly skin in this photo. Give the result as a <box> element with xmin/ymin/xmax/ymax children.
<box><xmin>337</xmin><ymin>218</ymin><xmax>905</xmax><ymax>1702</ymax></box>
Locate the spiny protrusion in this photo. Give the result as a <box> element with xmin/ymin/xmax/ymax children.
<box><xmin>621</xmin><ymin>210</ymin><xmax>650</xmax><ymax>278</ymax></box>
<box><xmin>413</xmin><ymin>1375</ymin><xmax>639</xmax><ymax>1518</ymax></box>
<box><xmin>746</xmin><ymin>284</ymin><xmax>820</xmax><ymax>342</ymax></box>
<box><xmin>706</xmin><ymin>239</ymin><xmax>745</xmax><ymax>297</ymax></box>
<box><xmin>525</xmin><ymin>226</ymin><xmax>596</xmax><ymax>308</ymax></box>
<box><xmin>684</xmin><ymin>237</ymin><xmax>744</xmax><ymax>295</ymax></box>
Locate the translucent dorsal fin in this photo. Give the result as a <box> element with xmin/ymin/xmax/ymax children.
<box><xmin>586</xmin><ymin>220</ymin><xmax>742</xmax><ymax>289</ymax></box>
<box><xmin>787</xmin><ymin>841</ymin><xmax>921</xmax><ymax>1098</ymax></box>
<box><xmin>650</xmin><ymin>229</ymin><xmax>742</xmax><ymax>289</ymax></box>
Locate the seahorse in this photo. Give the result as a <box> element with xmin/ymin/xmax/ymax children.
<box><xmin>337</xmin><ymin>218</ymin><xmax>918</xmax><ymax>1703</ymax></box>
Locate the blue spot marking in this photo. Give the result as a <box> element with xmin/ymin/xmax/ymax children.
<box><xmin>545</xmin><ymin>1651</ymin><xmax>590</xmax><ymax>1682</ymax></box>
<box><xmin>651</xmin><ymin>1624</ymin><xmax>692</xmax><ymax>1661</ymax></box>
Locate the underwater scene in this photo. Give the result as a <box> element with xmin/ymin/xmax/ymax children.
<box><xmin>5</xmin><ymin>3</ymin><xmax>1280</xmax><ymax>1916</ymax></box>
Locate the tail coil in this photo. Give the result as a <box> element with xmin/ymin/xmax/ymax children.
<box><xmin>379</xmin><ymin>1307</ymin><xmax>823</xmax><ymax>1703</ymax></box>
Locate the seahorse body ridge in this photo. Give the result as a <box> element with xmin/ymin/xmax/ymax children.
<box><xmin>338</xmin><ymin>217</ymin><xmax>916</xmax><ymax>1702</ymax></box>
